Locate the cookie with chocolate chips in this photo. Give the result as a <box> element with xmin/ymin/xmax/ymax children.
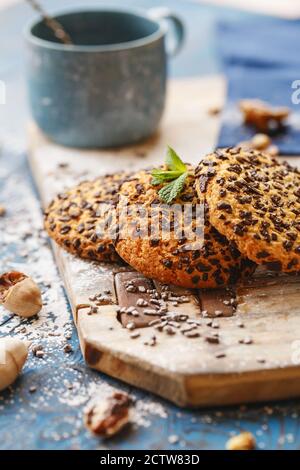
<box><xmin>195</xmin><ymin>148</ymin><xmax>300</xmax><ymax>272</ymax></box>
<box><xmin>44</xmin><ymin>173</ymin><xmax>131</xmax><ymax>263</ymax></box>
<box><xmin>114</xmin><ymin>169</ymin><xmax>255</xmax><ymax>289</ymax></box>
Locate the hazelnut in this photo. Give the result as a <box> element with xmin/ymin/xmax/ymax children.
<box><xmin>0</xmin><ymin>337</ymin><xmax>28</xmax><ymax>391</ymax></box>
<box><xmin>266</xmin><ymin>144</ymin><xmax>279</xmax><ymax>156</ymax></box>
<box><xmin>238</xmin><ymin>134</ymin><xmax>279</xmax><ymax>157</ymax></box>
<box><xmin>0</xmin><ymin>205</ymin><xmax>6</xmax><ymax>217</ymax></box>
<box><xmin>84</xmin><ymin>392</ymin><xmax>132</xmax><ymax>437</ymax></box>
<box><xmin>251</xmin><ymin>133</ymin><xmax>271</xmax><ymax>150</ymax></box>
<box><xmin>0</xmin><ymin>271</ymin><xmax>42</xmax><ymax>318</ymax></box>
<box><xmin>226</xmin><ymin>432</ymin><xmax>256</xmax><ymax>450</ymax></box>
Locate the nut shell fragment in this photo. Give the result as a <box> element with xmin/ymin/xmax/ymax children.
<box><xmin>0</xmin><ymin>337</ymin><xmax>28</xmax><ymax>391</ymax></box>
<box><xmin>0</xmin><ymin>271</ymin><xmax>42</xmax><ymax>318</ymax></box>
<box><xmin>240</xmin><ymin>99</ymin><xmax>289</xmax><ymax>133</ymax></box>
<box><xmin>84</xmin><ymin>392</ymin><xmax>132</xmax><ymax>437</ymax></box>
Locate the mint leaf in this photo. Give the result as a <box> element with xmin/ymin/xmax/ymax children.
<box><xmin>151</xmin><ymin>177</ymin><xmax>163</xmax><ymax>186</ymax></box>
<box><xmin>151</xmin><ymin>169</ymin><xmax>183</xmax><ymax>181</ymax></box>
<box><xmin>151</xmin><ymin>147</ymin><xmax>189</xmax><ymax>201</ymax></box>
<box><xmin>166</xmin><ymin>146</ymin><xmax>187</xmax><ymax>173</ymax></box>
<box><xmin>158</xmin><ymin>172</ymin><xmax>188</xmax><ymax>204</ymax></box>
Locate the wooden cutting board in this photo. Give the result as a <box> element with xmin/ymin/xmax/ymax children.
<box><xmin>28</xmin><ymin>76</ymin><xmax>300</xmax><ymax>407</ymax></box>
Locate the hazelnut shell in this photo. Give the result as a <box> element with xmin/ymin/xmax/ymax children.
<box><xmin>0</xmin><ymin>337</ymin><xmax>28</xmax><ymax>391</ymax></box>
<box><xmin>0</xmin><ymin>274</ymin><xmax>42</xmax><ymax>317</ymax></box>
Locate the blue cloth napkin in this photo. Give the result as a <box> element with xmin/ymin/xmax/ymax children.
<box><xmin>217</xmin><ymin>16</ymin><xmax>300</xmax><ymax>154</ymax></box>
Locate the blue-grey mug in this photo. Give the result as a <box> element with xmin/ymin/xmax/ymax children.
<box><xmin>24</xmin><ymin>7</ymin><xmax>184</xmax><ymax>148</ymax></box>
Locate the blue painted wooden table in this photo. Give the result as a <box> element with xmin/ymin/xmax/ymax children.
<box><xmin>0</xmin><ymin>0</ymin><xmax>300</xmax><ymax>450</ymax></box>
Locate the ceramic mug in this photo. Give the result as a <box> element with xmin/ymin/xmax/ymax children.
<box><xmin>25</xmin><ymin>8</ymin><xmax>184</xmax><ymax>148</ymax></box>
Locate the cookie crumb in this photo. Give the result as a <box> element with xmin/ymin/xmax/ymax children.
<box><xmin>208</xmin><ymin>106</ymin><xmax>221</xmax><ymax>116</ymax></box>
<box><xmin>32</xmin><ymin>344</ymin><xmax>44</xmax><ymax>358</ymax></box>
<box><xmin>130</xmin><ymin>331</ymin><xmax>140</xmax><ymax>339</ymax></box>
<box><xmin>239</xmin><ymin>336</ymin><xmax>253</xmax><ymax>345</ymax></box>
<box><xmin>63</xmin><ymin>343</ymin><xmax>73</xmax><ymax>354</ymax></box>
<box><xmin>205</xmin><ymin>333</ymin><xmax>219</xmax><ymax>344</ymax></box>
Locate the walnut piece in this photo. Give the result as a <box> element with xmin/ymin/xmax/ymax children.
<box><xmin>84</xmin><ymin>392</ymin><xmax>132</xmax><ymax>437</ymax></box>
<box><xmin>0</xmin><ymin>271</ymin><xmax>42</xmax><ymax>317</ymax></box>
<box><xmin>226</xmin><ymin>432</ymin><xmax>256</xmax><ymax>450</ymax></box>
<box><xmin>240</xmin><ymin>99</ymin><xmax>289</xmax><ymax>133</ymax></box>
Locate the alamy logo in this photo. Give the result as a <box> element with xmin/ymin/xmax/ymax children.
<box><xmin>93</xmin><ymin>198</ymin><xmax>205</xmax><ymax>246</ymax></box>
<box><xmin>291</xmin><ymin>80</ymin><xmax>300</xmax><ymax>105</ymax></box>
<box><xmin>0</xmin><ymin>80</ymin><xmax>6</xmax><ymax>105</ymax></box>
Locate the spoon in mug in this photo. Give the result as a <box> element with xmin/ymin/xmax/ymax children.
<box><xmin>25</xmin><ymin>0</ymin><xmax>73</xmax><ymax>45</ymax></box>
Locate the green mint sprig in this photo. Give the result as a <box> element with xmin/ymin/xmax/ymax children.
<box><xmin>151</xmin><ymin>146</ymin><xmax>188</xmax><ymax>203</ymax></box>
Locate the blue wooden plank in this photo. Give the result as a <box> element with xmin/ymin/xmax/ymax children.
<box><xmin>1</xmin><ymin>0</ymin><xmax>300</xmax><ymax>450</ymax></box>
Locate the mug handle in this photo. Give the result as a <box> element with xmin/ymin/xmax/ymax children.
<box><xmin>149</xmin><ymin>7</ymin><xmax>184</xmax><ymax>56</ymax></box>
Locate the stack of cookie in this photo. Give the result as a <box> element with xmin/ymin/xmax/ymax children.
<box><xmin>195</xmin><ymin>148</ymin><xmax>300</xmax><ymax>273</ymax></box>
<box><xmin>114</xmin><ymin>169</ymin><xmax>255</xmax><ymax>288</ymax></box>
<box><xmin>44</xmin><ymin>147</ymin><xmax>300</xmax><ymax>289</ymax></box>
<box><xmin>44</xmin><ymin>173</ymin><xmax>130</xmax><ymax>263</ymax></box>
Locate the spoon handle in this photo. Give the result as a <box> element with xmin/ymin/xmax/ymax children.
<box><xmin>26</xmin><ymin>0</ymin><xmax>73</xmax><ymax>45</ymax></box>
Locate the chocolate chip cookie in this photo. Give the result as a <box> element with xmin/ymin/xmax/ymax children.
<box><xmin>44</xmin><ymin>173</ymin><xmax>130</xmax><ymax>262</ymax></box>
<box><xmin>195</xmin><ymin>148</ymin><xmax>300</xmax><ymax>272</ymax></box>
<box><xmin>114</xmin><ymin>169</ymin><xmax>255</xmax><ymax>288</ymax></box>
